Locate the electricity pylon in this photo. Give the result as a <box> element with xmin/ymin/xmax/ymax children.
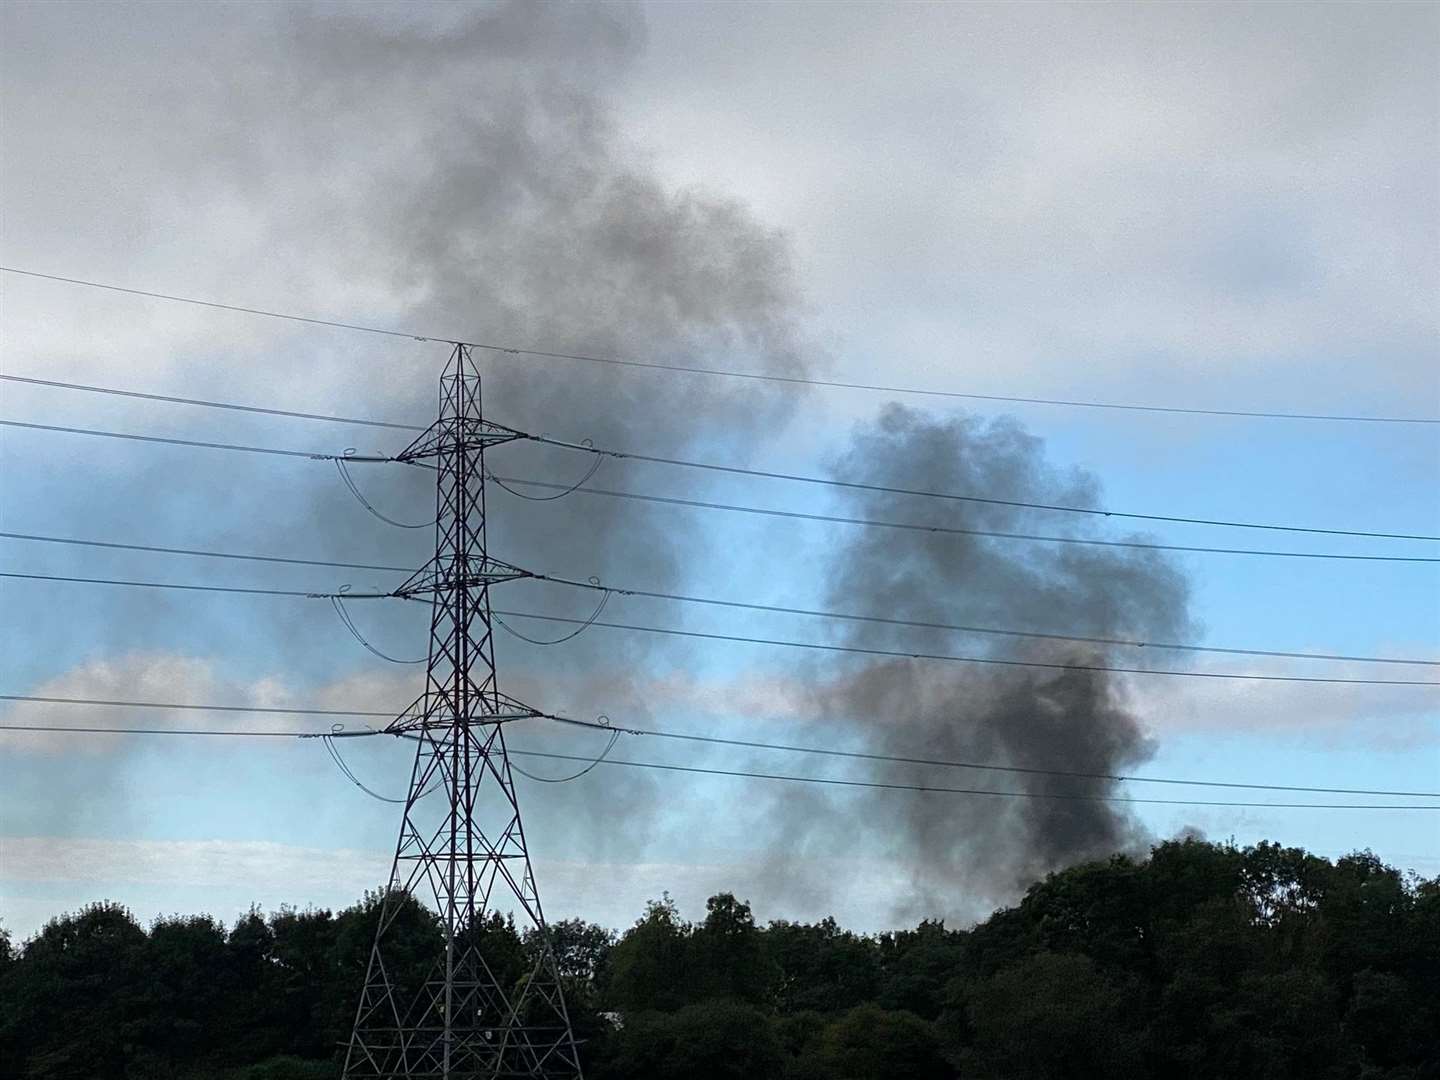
<box><xmin>342</xmin><ymin>344</ymin><xmax>583</xmax><ymax>1078</ymax></box>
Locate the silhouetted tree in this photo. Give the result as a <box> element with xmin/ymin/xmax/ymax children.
<box><xmin>604</xmin><ymin>893</ymin><xmax>692</xmax><ymax>1013</ymax></box>
<box><xmin>2</xmin><ymin>842</ymin><xmax>1436</xmax><ymax>1079</ymax></box>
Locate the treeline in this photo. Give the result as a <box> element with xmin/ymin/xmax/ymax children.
<box><xmin>1</xmin><ymin>838</ymin><xmax>1435</xmax><ymax>1079</ymax></box>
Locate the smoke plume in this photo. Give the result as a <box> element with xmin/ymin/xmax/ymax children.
<box><xmin>786</xmin><ymin>405</ymin><xmax>1195</xmax><ymax>919</ymax></box>
<box><xmin>7</xmin><ymin>2</ymin><xmax>1199</xmax><ymax>920</ymax></box>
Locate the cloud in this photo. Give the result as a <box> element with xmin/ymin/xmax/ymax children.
<box><xmin>1124</xmin><ymin>656</ymin><xmax>1440</xmax><ymax>748</ymax></box>
<box><xmin>557</xmin><ymin>654</ymin><xmax>1440</xmax><ymax>752</ymax></box>
<box><xmin>0</xmin><ymin>653</ymin><xmax>428</xmax><ymax>755</ymax></box>
<box><xmin>625</xmin><ymin>1</ymin><xmax>1439</xmax><ymax>394</ymax></box>
<box><xmin>0</xmin><ymin>832</ymin><xmax>950</xmax><ymax>936</ymax></box>
<box><xmin>0</xmin><ymin>835</ymin><xmax>384</xmax><ymax>890</ymax></box>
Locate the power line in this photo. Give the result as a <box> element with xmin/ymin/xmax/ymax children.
<box><xmin>533</xmin><ymin>573</ymin><xmax>1438</xmax><ymax>667</ymax></box>
<box><xmin>0</xmin><ymin>722</ymin><xmax>311</xmax><ymax>738</ymax></box>
<box><xmin>491</xmin><ymin>609</ymin><xmax>1440</xmax><ymax>687</ymax></box>
<box><xmin>8</xmin><ymin>370</ymin><xmax>1434</xmax><ymax>541</ymax></box>
<box><xmin>0</xmin><ymin>374</ymin><xmax>426</xmax><ymax>431</ymax></box>
<box><xmin>5</xmin><ymin>265</ymin><xmax>1436</xmax><ymax>426</ymax></box>
<box><xmin>8</xmin><ymin>693</ymin><xmax>1438</xmax><ymax>798</ymax></box>
<box><xmin>0</xmin><ymin>570</ymin><xmax>322</xmax><ymax>598</ymax></box>
<box><xmin>1</xmin><ymin>719</ymin><xmax>1434</xmax><ymax>809</ymax></box>
<box><xmin>544</xmin><ymin>715</ymin><xmax>1440</xmax><ymax>798</ymax></box>
<box><xmin>1</xmin><ymin>531</ymin><xmax>413</xmax><ymax>574</ymax></box>
<box><xmin>495</xmin><ymin>475</ymin><xmax>1440</xmax><ymax>564</ymax></box>
<box><xmin>6</xmin><ymin>565</ymin><xmax>1436</xmax><ymax>683</ymax></box>
<box><xmin>529</xmin><ymin>434</ymin><xmax>1440</xmax><ymax>544</ymax></box>
<box><xmin>9</xmin><ymin>529</ymin><xmax>1426</xmax><ymax>665</ymax></box>
<box><xmin>0</xmin><ymin>418</ymin><xmax>355</xmax><ymax>460</ymax></box>
<box><xmin>9</xmin><ymin>404</ymin><xmax>1428</xmax><ymax>560</ymax></box>
<box><xmin>5</xmin><ymin>541</ymin><xmax>1434</xmax><ymax>676</ymax></box>
<box><xmin>0</xmin><ymin>694</ymin><xmax>392</xmax><ymax>718</ymax></box>
<box><xmin>0</xmin><ymin>267</ymin><xmax>432</xmax><ymax>342</ymax></box>
<box><xmin>334</xmin><ymin>458</ymin><xmax>433</xmax><ymax>528</ymax></box>
<box><xmin>510</xmin><ymin>749</ymin><xmax>1440</xmax><ymax>810</ymax></box>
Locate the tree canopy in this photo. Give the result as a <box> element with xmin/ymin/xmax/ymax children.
<box><xmin>1</xmin><ymin>839</ymin><xmax>1434</xmax><ymax>1079</ymax></box>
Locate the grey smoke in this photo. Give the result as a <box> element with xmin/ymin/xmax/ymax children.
<box><xmin>5</xmin><ymin>2</ymin><xmax>1201</xmax><ymax>915</ymax></box>
<box><xmin>775</xmin><ymin>404</ymin><xmax>1195</xmax><ymax>920</ymax></box>
<box><xmin>220</xmin><ymin>3</ymin><xmax>816</xmax><ymax>862</ymax></box>
<box><xmin>3</xmin><ymin>1</ymin><xmax>810</xmax><ymax>863</ymax></box>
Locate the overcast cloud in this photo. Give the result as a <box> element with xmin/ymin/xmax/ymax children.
<box><xmin>2</xmin><ymin>1</ymin><xmax>1435</xmax><ymax>937</ymax></box>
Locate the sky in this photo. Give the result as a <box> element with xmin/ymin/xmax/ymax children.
<box><xmin>1</xmin><ymin>0</ymin><xmax>1437</xmax><ymax>941</ymax></box>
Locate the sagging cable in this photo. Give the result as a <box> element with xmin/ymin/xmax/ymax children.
<box><xmin>496</xmin><ymin>584</ymin><xmax>611</xmax><ymax>646</ymax></box>
<box><xmin>486</xmin><ymin>444</ymin><xmax>602</xmax><ymax>502</ymax></box>
<box><xmin>336</xmin><ymin>454</ymin><xmax>433</xmax><ymax>529</ymax></box>
<box><xmin>331</xmin><ymin>590</ymin><xmax>426</xmax><ymax>664</ymax></box>
<box><xmin>511</xmin><ymin>718</ymin><xmax>622</xmax><ymax>783</ymax></box>
<box><xmin>319</xmin><ymin>726</ymin><xmax>443</xmax><ymax>804</ymax></box>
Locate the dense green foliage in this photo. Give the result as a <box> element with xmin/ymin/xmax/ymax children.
<box><xmin>1</xmin><ymin>839</ymin><xmax>1435</xmax><ymax>1079</ymax></box>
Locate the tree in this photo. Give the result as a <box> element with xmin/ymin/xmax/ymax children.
<box><xmin>874</xmin><ymin>920</ymin><xmax>965</xmax><ymax>1019</ymax></box>
<box><xmin>265</xmin><ymin>907</ymin><xmax>340</xmax><ymax>1059</ymax></box>
<box><xmin>604</xmin><ymin>894</ymin><xmax>692</xmax><ymax>1013</ymax></box>
<box><xmin>766</xmin><ymin>917</ymin><xmax>878</xmax><ymax>1014</ymax></box>
<box><xmin>814</xmin><ymin>1004</ymin><xmax>950</xmax><ymax>1080</ymax></box>
<box><xmin>596</xmin><ymin>1000</ymin><xmax>784</xmax><ymax>1080</ymax></box>
<box><xmin>7</xmin><ymin>902</ymin><xmax>150</xmax><ymax>1079</ymax></box>
<box><xmin>690</xmin><ymin>893</ymin><xmax>776</xmax><ymax>1004</ymax></box>
<box><xmin>3</xmin><ymin>840</ymin><xmax>1436</xmax><ymax>1079</ymax></box>
<box><xmin>224</xmin><ymin>907</ymin><xmax>284</xmax><ymax>1064</ymax></box>
<box><xmin>532</xmin><ymin>917</ymin><xmax>614</xmax><ymax>984</ymax></box>
<box><xmin>132</xmin><ymin>914</ymin><xmax>230</xmax><ymax>1073</ymax></box>
<box><xmin>947</xmin><ymin>950</ymin><xmax>1145</xmax><ymax>1080</ymax></box>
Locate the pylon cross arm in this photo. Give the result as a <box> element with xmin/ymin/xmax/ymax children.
<box><xmin>395</xmin><ymin>422</ymin><xmax>526</xmax><ymax>464</ymax></box>
<box><xmin>385</xmin><ymin>690</ymin><xmax>544</xmax><ymax>734</ymax></box>
<box><xmin>391</xmin><ymin>558</ymin><xmax>533</xmax><ymax>599</ymax></box>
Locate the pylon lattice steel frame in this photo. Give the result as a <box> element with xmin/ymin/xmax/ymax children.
<box><xmin>343</xmin><ymin>344</ymin><xmax>583</xmax><ymax>1079</ymax></box>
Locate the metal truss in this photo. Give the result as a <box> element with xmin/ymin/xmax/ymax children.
<box><xmin>343</xmin><ymin>345</ymin><xmax>583</xmax><ymax>1079</ymax></box>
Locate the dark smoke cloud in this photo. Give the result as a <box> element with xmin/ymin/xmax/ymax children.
<box><xmin>772</xmin><ymin>405</ymin><xmax>1195</xmax><ymax>920</ymax></box>
<box><xmin>221</xmin><ymin>3</ymin><xmax>816</xmax><ymax>859</ymax></box>
<box><xmin>261</xmin><ymin>0</ymin><xmax>810</xmax><ymax>599</ymax></box>
<box><xmin>8</xmin><ymin>3</ymin><xmax>1200</xmax><ymax>915</ymax></box>
<box><xmin>54</xmin><ymin>0</ymin><xmax>812</xmax><ymax>670</ymax></box>
<box><xmin>4</xmin><ymin>2</ymin><xmax>811</xmax><ymax>862</ymax></box>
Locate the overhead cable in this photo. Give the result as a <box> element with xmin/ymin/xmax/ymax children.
<box><xmin>494</xmin><ymin>590</ymin><xmax>612</xmax><ymax>646</ymax></box>
<box><xmin>0</xmin><ymin>267</ymin><xmax>432</xmax><ymax>342</ymax></box>
<box><xmin>0</xmin><ymin>418</ymin><xmax>340</xmax><ymax>459</ymax></box>
<box><xmin>505</xmin><ymin>749</ymin><xmax>1440</xmax><ymax>810</ymax></box>
<box><xmin>0</xmin><ymin>530</ymin><xmax>413</xmax><ymax>574</ymax></box>
<box><xmin>0</xmin><ymin>570</ymin><xmax>321</xmax><ymax>598</ymax></box>
<box><xmin>0</xmin><ymin>373</ymin><xmax>426</xmax><ymax>431</ymax></box>
<box><xmin>0</xmin><ymin>694</ymin><xmax>393</xmax><ymax>718</ymax></box>
<box><xmin>509</xmin><ymin>728</ymin><xmax>622</xmax><ymax>783</ymax></box>
<box><xmin>488</xmin><ymin>609</ymin><xmax>1440</xmax><ymax>687</ymax></box>
<box><xmin>7</xmin><ymin>696</ymin><xmax>1438</xmax><ymax>797</ymax></box>
<box><xmin>1</xmin><ymin>721</ymin><xmax>1435</xmax><ymax>810</ymax></box>
<box><xmin>494</xmin><ymin>476</ymin><xmax>1440</xmax><ymax>564</ymax></box>
<box><xmin>544</xmin><ymin>715</ymin><xmax>1440</xmax><ymax>799</ymax></box>
<box><xmin>532</xmin><ymin>572</ymin><xmax>1438</xmax><ymax>667</ymax></box>
<box><xmin>5</xmin><ymin>379</ymin><xmax>1433</xmax><ymax>541</ymax></box>
<box><xmin>3</xmin><ymin>529</ymin><xmax>1432</xmax><ymax>665</ymax></box>
<box><xmin>484</xmin><ymin>457</ymin><xmax>603</xmax><ymax>502</ymax></box>
<box><xmin>330</xmin><ymin>594</ymin><xmax>427</xmax><ymax>664</ymax></box>
<box><xmin>335</xmin><ymin>458</ymin><xmax>433</xmax><ymax>528</ymax></box>
<box><xmin>527</xmin><ymin>434</ymin><xmax>1440</xmax><ymax>544</ymax></box>
<box><xmin>321</xmin><ymin>732</ymin><xmax>438</xmax><ymax>803</ymax></box>
<box><xmin>5</xmin><ymin>569</ymin><xmax>1436</xmax><ymax>684</ymax></box>
<box><xmin>5</xmin><ymin>265</ymin><xmax>1436</xmax><ymax>425</ymax></box>
<box><xmin>0</xmin><ymin>722</ymin><xmax>311</xmax><ymax>737</ymax></box>
<box><xmin>8</xmin><ymin>371</ymin><xmax>1436</xmax><ymax>540</ymax></box>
